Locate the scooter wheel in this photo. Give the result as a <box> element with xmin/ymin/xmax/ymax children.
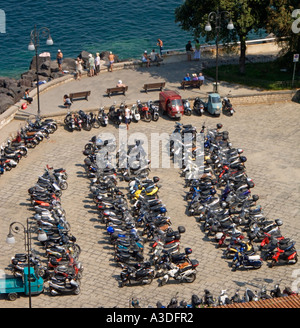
<box><xmin>74</xmin><ymin>287</ymin><xmax>81</xmax><ymax>295</ymax></box>
<box><xmin>184</xmin><ymin>273</ymin><xmax>196</xmax><ymax>283</ymax></box>
<box><xmin>270</xmin><ymin>260</ymin><xmax>276</xmax><ymax>268</ymax></box>
<box><xmin>160</xmin><ymin>277</ymin><xmax>168</xmax><ymax>286</ymax></box>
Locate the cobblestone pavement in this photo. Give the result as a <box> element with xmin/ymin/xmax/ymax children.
<box><xmin>0</xmin><ymin>99</ymin><xmax>299</xmax><ymax>308</ymax></box>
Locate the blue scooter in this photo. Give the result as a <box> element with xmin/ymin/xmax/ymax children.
<box><xmin>231</xmin><ymin>245</ymin><xmax>263</xmax><ymax>271</ymax></box>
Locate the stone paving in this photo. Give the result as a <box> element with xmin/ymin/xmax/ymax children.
<box><xmin>0</xmin><ymin>97</ymin><xmax>299</xmax><ymax>308</ymax></box>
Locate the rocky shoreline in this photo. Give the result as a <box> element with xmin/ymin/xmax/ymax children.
<box><xmin>0</xmin><ymin>50</ymin><xmax>118</xmax><ymax>115</ymax></box>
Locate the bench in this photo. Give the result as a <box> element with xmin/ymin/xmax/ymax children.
<box><xmin>181</xmin><ymin>80</ymin><xmax>203</xmax><ymax>90</ymax></box>
<box><xmin>143</xmin><ymin>82</ymin><xmax>166</xmax><ymax>93</ymax></box>
<box><xmin>106</xmin><ymin>86</ymin><xmax>128</xmax><ymax>98</ymax></box>
<box><xmin>69</xmin><ymin>91</ymin><xmax>91</xmax><ymax>102</ymax></box>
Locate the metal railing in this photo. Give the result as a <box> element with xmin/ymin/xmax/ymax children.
<box><xmin>161</xmin><ymin>37</ymin><xmax>277</xmax><ymax>55</ymax></box>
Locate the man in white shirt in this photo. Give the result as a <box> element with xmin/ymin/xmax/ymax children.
<box><xmin>198</xmin><ymin>72</ymin><xmax>205</xmax><ymax>84</ymax></box>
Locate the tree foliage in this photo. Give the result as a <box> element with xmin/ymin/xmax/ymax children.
<box><xmin>175</xmin><ymin>0</ymin><xmax>270</xmax><ymax>74</ymax></box>
<box><xmin>266</xmin><ymin>0</ymin><xmax>300</xmax><ymax>69</ymax></box>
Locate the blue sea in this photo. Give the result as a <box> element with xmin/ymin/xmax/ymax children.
<box><xmin>0</xmin><ymin>0</ymin><xmax>266</xmax><ymax>79</ymax></box>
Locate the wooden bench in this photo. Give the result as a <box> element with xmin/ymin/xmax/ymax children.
<box><xmin>69</xmin><ymin>91</ymin><xmax>91</xmax><ymax>102</ymax></box>
<box><xmin>143</xmin><ymin>82</ymin><xmax>165</xmax><ymax>93</ymax></box>
<box><xmin>106</xmin><ymin>86</ymin><xmax>128</xmax><ymax>98</ymax></box>
<box><xmin>181</xmin><ymin>80</ymin><xmax>203</xmax><ymax>90</ymax></box>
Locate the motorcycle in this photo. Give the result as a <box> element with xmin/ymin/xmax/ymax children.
<box><xmin>183</xmin><ymin>99</ymin><xmax>192</xmax><ymax>116</ymax></box>
<box><xmin>193</xmin><ymin>97</ymin><xmax>204</xmax><ymax>116</ymax></box>
<box><xmin>108</xmin><ymin>103</ymin><xmax>122</xmax><ymax>126</ymax></box>
<box><xmin>231</xmin><ymin>246</ymin><xmax>263</xmax><ymax>271</ymax></box>
<box><xmin>137</xmin><ymin>100</ymin><xmax>152</xmax><ymax>122</ymax></box>
<box><xmin>160</xmin><ymin>259</ymin><xmax>199</xmax><ymax>286</ymax></box>
<box><xmin>131</xmin><ymin>104</ymin><xmax>141</xmax><ymax>123</ymax></box>
<box><xmin>222</xmin><ymin>97</ymin><xmax>235</xmax><ymax>116</ymax></box>
<box><xmin>49</xmin><ymin>276</ymin><xmax>80</xmax><ymax>296</ymax></box>
<box><xmin>148</xmin><ymin>100</ymin><xmax>159</xmax><ymax>121</ymax></box>
<box><xmin>269</xmin><ymin>239</ymin><xmax>298</xmax><ymax>267</ymax></box>
<box><xmin>98</xmin><ymin>107</ymin><xmax>108</xmax><ymax>127</ymax></box>
<box><xmin>119</xmin><ymin>262</ymin><xmax>154</xmax><ymax>287</ymax></box>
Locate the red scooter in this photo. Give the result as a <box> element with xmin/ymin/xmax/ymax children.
<box><xmin>269</xmin><ymin>239</ymin><xmax>298</xmax><ymax>267</ymax></box>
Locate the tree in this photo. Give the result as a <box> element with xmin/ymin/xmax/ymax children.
<box><xmin>266</xmin><ymin>0</ymin><xmax>300</xmax><ymax>69</ymax></box>
<box><xmin>175</xmin><ymin>0</ymin><xmax>270</xmax><ymax>74</ymax></box>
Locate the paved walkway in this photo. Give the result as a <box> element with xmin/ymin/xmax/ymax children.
<box><xmin>0</xmin><ymin>53</ymin><xmax>299</xmax><ymax>308</ymax></box>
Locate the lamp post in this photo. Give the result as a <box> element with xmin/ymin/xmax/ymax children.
<box><xmin>28</xmin><ymin>25</ymin><xmax>53</xmax><ymax>118</ymax></box>
<box><xmin>205</xmin><ymin>8</ymin><xmax>234</xmax><ymax>93</ymax></box>
<box><xmin>6</xmin><ymin>218</ymin><xmax>47</xmax><ymax>308</ymax></box>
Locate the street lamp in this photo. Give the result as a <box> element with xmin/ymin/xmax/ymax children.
<box><xmin>6</xmin><ymin>218</ymin><xmax>47</xmax><ymax>308</ymax></box>
<box><xmin>205</xmin><ymin>8</ymin><xmax>234</xmax><ymax>93</ymax></box>
<box><xmin>28</xmin><ymin>25</ymin><xmax>54</xmax><ymax>118</ymax></box>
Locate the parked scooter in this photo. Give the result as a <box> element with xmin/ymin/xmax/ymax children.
<box><xmin>160</xmin><ymin>259</ymin><xmax>199</xmax><ymax>286</ymax></box>
<box><xmin>231</xmin><ymin>246</ymin><xmax>263</xmax><ymax>271</ymax></box>
<box><xmin>222</xmin><ymin>97</ymin><xmax>235</xmax><ymax>116</ymax></box>
<box><xmin>269</xmin><ymin>239</ymin><xmax>298</xmax><ymax>267</ymax></box>
<box><xmin>193</xmin><ymin>97</ymin><xmax>204</xmax><ymax>116</ymax></box>
<box><xmin>49</xmin><ymin>276</ymin><xmax>80</xmax><ymax>295</ymax></box>
<box><xmin>97</xmin><ymin>107</ymin><xmax>108</xmax><ymax>127</ymax></box>
<box><xmin>119</xmin><ymin>262</ymin><xmax>154</xmax><ymax>287</ymax></box>
<box><xmin>183</xmin><ymin>99</ymin><xmax>192</xmax><ymax>116</ymax></box>
<box><xmin>148</xmin><ymin>100</ymin><xmax>159</xmax><ymax>121</ymax></box>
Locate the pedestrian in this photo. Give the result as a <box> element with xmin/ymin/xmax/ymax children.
<box><xmin>57</xmin><ymin>49</ymin><xmax>63</xmax><ymax>71</ymax></box>
<box><xmin>185</xmin><ymin>41</ymin><xmax>193</xmax><ymax>61</ymax></box>
<box><xmin>108</xmin><ymin>51</ymin><xmax>115</xmax><ymax>72</ymax></box>
<box><xmin>192</xmin><ymin>73</ymin><xmax>198</xmax><ymax>81</ymax></box>
<box><xmin>124</xmin><ymin>105</ymin><xmax>130</xmax><ymax>130</ymax></box>
<box><xmin>116</xmin><ymin>80</ymin><xmax>126</xmax><ymax>87</ymax></box>
<box><xmin>142</xmin><ymin>51</ymin><xmax>150</xmax><ymax>67</ymax></box>
<box><xmin>88</xmin><ymin>53</ymin><xmax>95</xmax><ymax>77</ymax></box>
<box><xmin>194</xmin><ymin>39</ymin><xmax>201</xmax><ymax>61</ymax></box>
<box><xmin>63</xmin><ymin>94</ymin><xmax>71</xmax><ymax>108</ymax></box>
<box><xmin>157</xmin><ymin>39</ymin><xmax>163</xmax><ymax>56</ymax></box>
<box><xmin>198</xmin><ymin>72</ymin><xmax>205</xmax><ymax>84</ymax></box>
<box><xmin>75</xmin><ymin>56</ymin><xmax>83</xmax><ymax>80</ymax></box>
<box><xmin>24</xmin><ymin>88</ymin><xmax>33</xmax><ymax>104</ymax></box>
<box><xmin>183</xmin><ymin>73</ymin><xmax>191</xmax><ymax>81</ymax></box>
<box><xmin>95</xmin><ymin>52</ymin><xmax>100</xmax><ymax>75</ymax></box>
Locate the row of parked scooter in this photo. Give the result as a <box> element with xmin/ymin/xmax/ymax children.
<box><xmin>127</xmin><ymin>283</ymin><xmax>298</xmax><ymax>308</ymax></box>
<box><xmin>9</xmin><ymin>166</ymin><xmax>83</xmax><ymax>296</ymax></box>
<box><xmin>82</xmin><ymin>135</ymin><xmax>200</xmax><ymax>287</ymax></box>
<box><xmin>64</xmin><ymin>100</ymin><xmax>161</xmax><ymax>132</ymax></box>
<box><xmin>0</xmin><ymin>118</ymin><xmax>57</xmax><ymax>176</ymax></box>
<box><xmin>173</xmin><ymin>122</ymin><xmax>297</xmax><ymax>270</ymax></box>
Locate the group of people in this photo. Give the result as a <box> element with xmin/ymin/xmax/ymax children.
<box><xmin>183</xmin><ymin>72</ymin><xmax>205</xmax><ymax>83</ymax></box>
<box><xmin>185</xmin><ymin>39</ymin><xmax>201</xmax><ymax>61</ymax></box>
<box><xmin>141</xmin><ymin>39</ymin><xmax>164</xmax><ymax>67</ymax></box>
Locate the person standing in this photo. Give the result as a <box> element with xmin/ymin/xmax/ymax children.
<box><xmin>95</xmin><ymin>52</ymin><xmax>100</xmax><ymax>75</ymax></box>
<box><xmin>124</xmin><ymin>105</ymin><xmax>130</xmax><ymax>130</ymax></box>
<box><xmin>185</xmin><ymin>41</ymin><xmax>193</xmax><ymax>61</ymax></box>
<box><xmin>88</xmin><ymin>54</ymin><xmax>95</xmax><ymax>77</ymax></box>
<box><xmin>157</xmin><ymin>39</ymin><xmax>163</xmax><ymax>56</ymax></box>
<box><xmin>57</xmin><ymin>49</ymin><xmax>63</xmax><ymax>72</ymax></box>
<box><xmin>75</xmin><ymin>56</ymin><xmax>83</xmax><ymax>80</ymax></box>
<box><xmin>108</xmin><ymin>51</ymin><xmax>115</xmax><ymax>72</ymax></box>
<box><xmin>194</xmin><ymin>39</ymin><xmax>201</xmax><ymax>61</ymax></box>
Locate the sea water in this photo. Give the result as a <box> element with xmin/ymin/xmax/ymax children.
<box><xmin>0</xmin><ymin>0</ymin><xmax>266</xmax><ymax>79</ymax></box>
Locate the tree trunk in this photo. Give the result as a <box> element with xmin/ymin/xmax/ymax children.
<box><xmin>239</xmin><ymin>35</ymin><xmax>247</xmax><ymax>74</ymax></box>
